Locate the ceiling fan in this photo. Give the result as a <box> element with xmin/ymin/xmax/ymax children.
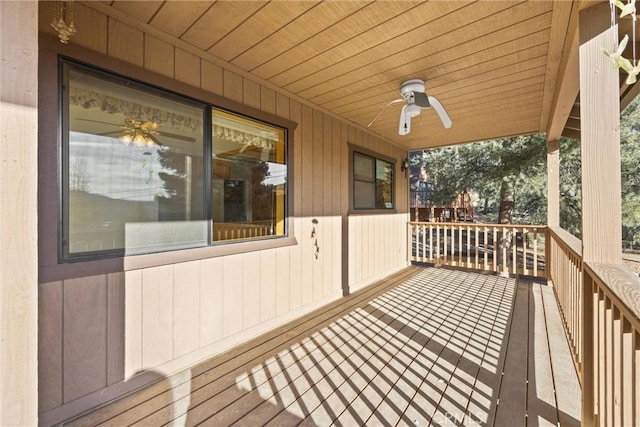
<box><xmin>367</xmin><ymin>79</ymin><xmax>452</xmax><ymax>135</ymax></box>
<box><xmin>77</xmin><ymin>117</ymin><xmax>197</xmax><ymax>145</ymax></box>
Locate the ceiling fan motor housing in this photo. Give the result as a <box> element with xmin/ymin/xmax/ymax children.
<box><xmin>400</xmin><ymin>79</ymin><xmax>425</xmax><ymax>99</ymax></box>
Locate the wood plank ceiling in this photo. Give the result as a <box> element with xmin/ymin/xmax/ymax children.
<box><xmin>91</xmin><ymin>0</ymin><xmax>581</xmax><ymax>150</ymax></box>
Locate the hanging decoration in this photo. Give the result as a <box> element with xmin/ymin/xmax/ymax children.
<box><xmin>604</xmin><ymin>0</ymin><xmax>639</xmax><ymax>84</ymax></box>
<box><xmin>51</xmin><ymin>0</ymin><xmax>76</xmax><ymax>44</ymax></box>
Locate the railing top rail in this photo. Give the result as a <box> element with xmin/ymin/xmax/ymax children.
<box><xmin>585</xmin><ymin>262</ymin><xmax>640</xmax><ymax>329</ymax></box>
<box><xmin>548</xmin><ymin>227</ymin><xmax>582</xmax><ymax>257</ymax></box>
<box><xmin>408</xmin><ymin>221</ymin><xmax>548</xmax><ymax>230</ymax></box>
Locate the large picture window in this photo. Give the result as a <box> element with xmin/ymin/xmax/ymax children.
<box><xmin>352</xmin><ymin>151</ymin><xmax>394</xmax><ymax>210</ymax></box>
<box><xmin>61</xmin><ymin>60</ymin><xmax>288</xmax><ymax>261</ymax></box>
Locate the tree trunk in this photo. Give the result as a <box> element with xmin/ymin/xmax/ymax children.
<box><xmin>498</xmin><ymin>180</ymin><xmax>514</xmax><ymax>224</ymax></box>
<box><xmin>497</xmin><ymin>180</ymin><xmax>514</xmax><ymax>271</ymax></box>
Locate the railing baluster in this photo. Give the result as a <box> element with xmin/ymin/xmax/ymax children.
<box><xmin>436</xmin><ymin>224</ymin><xmax>440</xmax><ymax>260</ymax></box>
<box><xmin>475</xmin><ymin>226</ymin><xmax>479</xmax><ymax>270</ymax></box>
<box><xmin>533</xmin><ymin>229</ymin><xmax>538</xmax><ymax>277</ymax></box>
<box><xmin>429</xmin><ymin>223</ymin><xmax>433</xmax><ymax>261</ymax></box>
<box><xmin>458</xmin><ymin>225</ymin><xmax>463</xmax><ymax>266</ymax></box>
<box><xmin>443</xmin><ymin>224</ymin><xmax>448</xmax><ymax>262</ymax></box>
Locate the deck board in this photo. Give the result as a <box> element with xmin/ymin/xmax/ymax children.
<box><xmin>65</xmin><ymin>266</ymin><xmax>580</xmax><ymax>427</ymax></box>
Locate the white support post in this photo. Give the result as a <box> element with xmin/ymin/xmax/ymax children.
<box><xmin>547</xmin><ymin>139</ymin><xmax>560</xmax><ymax>229</ymax></box>
<box><xmin>0</xmin><ymin>1</ymin><xmax>39</xmax><ymax>425</ymax></box>
<box><xmin>579</xmin><ymin>2</ymin><xmax>623</xmax><ymax>265</ymax></box>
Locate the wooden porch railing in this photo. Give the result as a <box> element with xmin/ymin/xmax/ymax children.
<box><xmin>410</xmin><ymin>222</ymin><xmax>640</xmax><ymax>426</ymax></box>
<box><xmin>213</xmin><ymin>220</ymin><xmax>275</xmax><ymax>241</ymax></box>
<box><xmin>407</xmin><ymin>221</ymin><xmax>547</xmax><ymax>278</ymax></box>
<box><xmin>582</xmin><ymin>263</ymin><xmax>640</xmax><ymax>426</ymax></box>
<box><xmin>548</xmin><ymin>228</ymin><xmax>584</xmax><ymax>374</ymax></box>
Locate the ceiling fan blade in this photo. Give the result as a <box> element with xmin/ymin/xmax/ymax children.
<box><xmin>97</xmin><ymin>130</ymin><xmax>122</xmax><ymax>136</ymax></box>
<box><xmin>428</xmin><ymin>96</ymin><xmax>452</xmax><ymax>129</ymax></box>
<box><xmin>148</xmin><ymin>134</ymin><xmax>163</xmax><ymax>146</ymax></box>
<box><xmin>367</xmin><ymin>98</ymin><xmax>404</xmax><ymax>127</ymax></box>
<box><xmin>413</xmin><ymin>92</ymin><xmax>430</xmax><ymax>108</ymax></box>
<box><xmin>398</xmin><ymin>104</ymin><xmax>411</xmax><ymax>135</ymax></box>
<box><xmin>76</xmin><ymin>118</ymin><xmax>120</xmax><ymax>126</ymax></box>
<box><xmin>158</xmin><ymin>131</ymin><xmax>196</xmax><ymax>143</ymax></box>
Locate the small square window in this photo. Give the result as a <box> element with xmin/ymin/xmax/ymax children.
<box><xmin>352</xmin><ymin>151</ymin><xmax>394</xmax><ymax>210</ymax></box>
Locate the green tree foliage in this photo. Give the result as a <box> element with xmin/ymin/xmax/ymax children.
<box><xmin>621</xmin><ymin>98</ymin><xmax>640</xmax><ymax>248</ymax></box>
<box><xmin>559</xmin><ymin>138</ymin><xmax>582</xmax><ymax>237</ymax></box>
<box><xmin>416</xmin><ymin>133</ymin><xmax>548</xmax><ymax>225</ymax></box>
<box><xmin>415</xmin><ymin>97</ymin><xmax>640</xmax><ymax>246</ymax></box>
<box><xmin>560</xmin><ymin>97</ymin><xmax>640</xmax><ymax>245</ymax></box>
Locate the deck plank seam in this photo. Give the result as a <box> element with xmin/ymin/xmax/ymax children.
<box><xmin>429</xmin><ymin>273</ymin><xmax>501</xmax><ymax>424</ymax></box>
<box><xmin>196</xmin><ymin>269</ymin><xmax>442</xmax><ymax>425</ymax></box>
<box><xmin>489</xmin><ymin>275</ymin><xmax>524</xmax><ymax>426</ymax></box>
<box><xmin>80</xmin><ymin>266</ymin><xmax>422</xmax><ymax>426</ymax></box>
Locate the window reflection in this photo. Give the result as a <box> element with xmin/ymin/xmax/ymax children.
<box><xmin>211</xmin><ymin>109</ymin><xmax>287</xmax><ymax>242</ymax></box>
<box><xmin>65</xmin><ymin>65</ymin><xmax>207</xmax><ymax>258</ymax></box>
<box><xmin>353</xmin><ymin>151</ymin><xmax>394</xmax><ymax>210</ymax></box>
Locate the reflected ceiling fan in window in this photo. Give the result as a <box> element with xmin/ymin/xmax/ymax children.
<box><xmin>77</xmin><ymin>117</ymin><xmax>197</xmax><ymax>146</ymax></box>
<box><xmin>367</xmin><ymin>79</ymin><xmax>452</xmax><ymax>135</ymax></box>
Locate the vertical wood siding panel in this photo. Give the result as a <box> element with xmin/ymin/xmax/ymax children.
<box><xmin>175</xmin><ymin>48</ymin><xmax>200</xmax><ymax>88</ymax></box>
<box><xmin>242</xmin><ymin>253</ymin><xmax>261</xmax><ymax>329</ymax></box>
<box><xmin>173</xmin><ymin>261</ymin><xmax>200</xmax><ymax>358</ymax></box>
<box><xmin>332</xmin><ymin>118</ymin><xmax>343</xmax><ymax>294</ymax></box>
<box><xmin>260</xmin><ymin>86</ymin><xmax>276</xmax><ymax>115</ymax></box>
<box><xmin>201</xmin><ymin>60</ymin><xmax>223</xmax><ymax>96</ymax></box>
<box><xmin>343</xmin><ymin>123</ymin><xmax>352</xmax><ymax>288</ymax></box>
<box><xmin>144</xmin><ymin>35</ymin><xmax>174</xmax><ymax>78</ymax></box>
<box><xmin>243</xmin><ymin>79</ymin><xmax>261</xmax><ymax>109</ymax></box>
<box><xmin>67</xmin><ymin>2</ymin><xmax>108</xmax><ymax>54</ymax></box>
<box><xmin>38</xmin><ymin>281</ymin><xmax>63</xmax><ymax>412</ymax></box>
<box><xmin>348</xmin><ymin>216</ymin><xmax>356</xmax><ymax>286</ymax></box>
<box><xmin>300</xmin><ymin>106</ymin><xmax>314</xmax><ymax>305</ymax></box>
<box><xmin>275</xmin><ymin>246</ymin><xmax>291</xmax><ymax>316</ymax></box>
<box><xmin>275</xmin><ymin>93</ymin><xmax>290</xmax><ymax>120</ymax></box>
<box><xmin>300</xmin><ymin>106</ymin><xmax>314</xmax><ymax>218</ymax></box>
<box><xmin>141</xmin><ymin>266</ymin><xmax>173</xmax><ymax>368</ymax></box>
<box><xmin>107</xmin><ymin>272</ymin><xmax>125</xmax><ymax>386</ymax></box>
<box><xmin>322</xmin><ymin>114</ymin><xmax>334</xmax><ymax>296</ymax></box>
<box><xmin>301</xmin><ymin>218</ymin><xmax>314</xmax><ymax>306</ymax></box>
<box><xmin>311</xmin><ymin>110</ymin><xmax>324</xmax><ymax>300</ymax></box>
<box><xmin>362</xmin><ymin>215</ymin><xmax>370</xmax><ymax>281</ymax></box>
<box><xmin>289</xmin><ymin>101</ymin><xmax>303</xmax><ymax>310</ymax></box>
<box><xmin>260</xmin><ymin>251</ymin><xmax>277</xmax><ymax>322</ymax></box>
<box><xmin>376</xmin><ymin>216</ymin><xmax>383</xmax><ymax>272</ymax></box>
<box><xmin>290</xmin><ymin>101</ymin><xmax>302</xmax><ymax>218</ymax></box>
<box><xmin>222</xmin><ymin>255</ymin><xmax>243</xmax><ymax>336</ymax></box>
<box><xmin>124</xmin><ymin>270</ymin><xmax>142</xmax><ymax>379</ymax></box>
<box><xmin>63</xmin><ymin>276</ymin><xmax>108</xmax><ymax>402</ymax></box>
<box><xmin>200</xmin><ymin>257</ymin><xmax>224</xmax><ymax>346</ymax></box>
<box><xmin>289</xmin><ymin>217</ymin><xmax>303</xmax><ymax>310</ymax></box>
<box><xmin>223</xmin><ymin>69</ymin><xmax>243</xmax><ymax>103</ymax></box>
<box><xmin>108</xmin><ymin>19</ymin><xmax>143</xmax><ymax>67</ymax></box>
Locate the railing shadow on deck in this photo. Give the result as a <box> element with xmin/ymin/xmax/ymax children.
<box><xmin>63</xmin><ymin>266</ymin><xmax>582</xmax><ymax>426</ymax></box>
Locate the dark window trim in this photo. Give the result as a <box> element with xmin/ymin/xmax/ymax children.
<box><xmin>347</xmin><ymin>143</ymin><xmax>398</xmax><ymax>215</ymax></box>
<box><xmin>38</xmin><ymin>36</ymin><xmax>298</xmax><ymax>282</ymax></box>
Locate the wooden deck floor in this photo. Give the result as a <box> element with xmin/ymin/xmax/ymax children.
<box><xmin>66</xmin><ymin>266</ymin><xmax>580</xmax><ymax>427</ymax></box>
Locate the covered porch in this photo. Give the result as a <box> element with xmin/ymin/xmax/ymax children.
<box><xmin>2</xmin><ymin>1</ymin><xmax>640</xmax><ymax>426</ymax></box>
<box><xmin>61</xmin><ymin>265</ymin><xmax>580</xmax><ymax>426</ymax></box>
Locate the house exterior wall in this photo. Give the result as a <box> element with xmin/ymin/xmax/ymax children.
<box><xmin>37</xmin><ymin>3</ymin><xmax>409</xmax><ymax>424</ymax></box>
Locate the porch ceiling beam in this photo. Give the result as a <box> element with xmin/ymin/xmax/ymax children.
<box><xmin>545</xmin><ymin>1</ymin><xmax>581</xmax><ymax>142</ymax></box>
